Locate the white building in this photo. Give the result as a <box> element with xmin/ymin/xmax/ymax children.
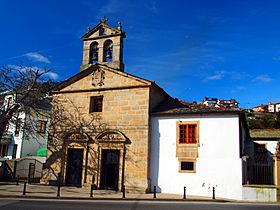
<box><xmin>268</xmin><ymin>103</ymin><xmax>280</xmax><ymax>113</ymax></box>
<box><xmin>0</xmin><ymin>93</ymin><xmax>49</xmax><ymax>161</ymax></box>
<box><xmin>202</xmin><ymin>97</ymin><xmax>218</xmax><ymax>106</ymax></box>
<box><xmin>150</xmin><ymin>102</ymin><xmax>279</xmax><ymax>201</ymax></box>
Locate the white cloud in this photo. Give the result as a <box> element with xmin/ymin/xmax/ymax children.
<box><xmin>203</xmin><ymin>71</ymin><xmax>224</xmax><ymax>82</ymax></box>
<box><xmin>254</xmin><ymin>75</ymin><xmax>272</xmax><ymax>83</ymax></box>
<box><xmin>25</xmin><ymin>52</ymin><xmax>50</xmax><ymax>64</ymax></box>
<box><xmin>7</xmin><ymin>65</ymin><xmax>58</xmax><ymax>80</ymax></box>
<box><xmin>7</xmin><ymin>65</ymin><xmax>41</xmax><ymax>73</ymax></box>
<box><xmin>7</xmin><ymin>64</ymin><xmax>22</xmax><ymax>71</ymax></box>
<box><xmin>205</xmin><ymin>41</ymin><xmax>232</xmax><ymax>47</ymax></box>
<box><xmin>45</xmin><ymin>72</ymin><xmax>59</xmax><ymax>80</ymax></box>
<box><xmin>201</xmin><ymin>70</ymin><xmax>248</xmax><ymax>83</ymax></box>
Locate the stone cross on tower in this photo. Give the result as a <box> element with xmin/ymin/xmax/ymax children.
<box><xmin>100</xmin><ymin>16</ymin><xmax>108</xmax><ymax>23</ymax></box>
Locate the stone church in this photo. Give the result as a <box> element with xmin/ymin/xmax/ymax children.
<box><xmin>42</xmin><ymin>18</ymin><xmax>172</xmax><ymax>192</ymax></box>
<box><xmin>42</xmin><ymin>18</ymin><xmax>280</xmax><ymax>201</ymax></box>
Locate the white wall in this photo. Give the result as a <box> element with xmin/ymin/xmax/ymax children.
<box><xmin>16</xmin><ymin>157</ymin><xmax>44</xmax><ymax>178</ymax></box>
<box><xmin>150</xmin><ymin>114</ymin><xmax>243</xmax><ymax>200</ymax></box>
<box><xmin>5</xmin><ymin>111</ymin><xmax>49</xmax><ymax>159</ymax></box>
<box><xmin>5</xmin><ymin>112</ymin><xmax>26</xmax><ymax>159</ymax></box>
<box><xmin>2</xmin><ymin>93</ymin><xmax>49</xmax><ymax>159</ymax></box>
<box><xmin>242</xmin><ymin>186</ymin><xmax>277</xmax><ymax>202</ymax></box>
<box><xmin>21</xmin><ymin>113</ymin><xmax>49</xmax><ymax>157</ymax></box>
<box><xmin>253</xmin><ymin>140</ymin><xmax>278</xmax><ymax>156</ymax></box>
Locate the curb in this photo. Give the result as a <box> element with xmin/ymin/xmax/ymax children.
<box><xmin>0</xmin><ymin>195</ymin><xmax>229</xmax><ymax>202</ymax></box>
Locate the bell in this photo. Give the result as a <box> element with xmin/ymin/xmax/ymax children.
<box><xmin>106</xmin><ymin>51</ymin><xmax>112</xmax><ymax>59</ymax></box>
<box><xmin>92</xmin><ymin>52</ymin><xmax>98</xmax><ymax>61</ymax></box>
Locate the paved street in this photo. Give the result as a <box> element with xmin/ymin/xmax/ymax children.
<box><xmin>0</xmin><ymin>199</ymin><xmax>279</xmax><ymax>210</ymax></box>
<box><xmin>0</xmin><ymin>182</ymin><xmax>217</xmax><ymax>200</ymax></box>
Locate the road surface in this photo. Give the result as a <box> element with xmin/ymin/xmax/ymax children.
<box><xmin>0</xmin><ymin>198</ymin><xmax>278</xmax><ymax>210</ymax></box>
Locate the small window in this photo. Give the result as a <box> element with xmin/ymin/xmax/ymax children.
<box><xmin>89</xmin><ymin>96</ymin><xmax>103</xmax><ymax>113</ymax></box>
<box><xmin>37</xmin><ymin>120</ymin><xmax>47</xmax><ymax>134</ymax></box>
<box><xmin>180</xmin><ymin>161</ymin><xmax>195</xmax><ymax>172</ymax></box>
<box><xmin>15</xmin><ymin>119</ymin><xmax>21</xmax><ymax>136</ymax></box>
<box><xmin>0</xmin><ymin>144</ymin><xmax>9</xmax><ymax>157</ymax></box>
<box><xmin>179</xmin><ymin>124</ymin><xmax>197</xmax><ymax>144</ymax></box>
<box><xmin>4</xmin><ymin>123</ymin><xmax>9</xmax><ymax>132</ymax></box>
<box><xmin>99</xmin><ymin>27</ymin><xmax>105</xmax><ymax>36</ymax></box>
<box><xmin>7</xmin><ymin>97</ymin><xmax>12</xmax><ymax>109</ymax></box>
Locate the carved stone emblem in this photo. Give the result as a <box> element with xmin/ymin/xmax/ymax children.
<box><xmin>92</xmin><ymin>69</ymin><xmax>105</xmax><ymax>86</ymax></box>
<box><xmin>96</xmin><ymin>130</ymin><xmax>126</xmax><ymax>143</ymax></box>
<box><xmin>103</xmin><ymin>133</ymin><xmax>123</xmax><ymax>141</ymax></box>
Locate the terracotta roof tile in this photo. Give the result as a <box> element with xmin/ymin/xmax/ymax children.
<box><xmin>152</xmin><ymin>98</ymin><xmax>244</xmax><ymax>115</ymax></box>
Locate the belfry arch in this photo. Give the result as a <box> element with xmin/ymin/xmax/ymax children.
<box><xmin>89</xmin><ymin>41</ymin><xmax>99</xmax><ymax>64</ymax></box>
<box><xmin>103</xmin><ymin>39</ymin><xmax>113</xmax><ymax>62</ymax></box>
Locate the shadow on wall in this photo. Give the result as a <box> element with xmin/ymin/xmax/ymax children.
<box><xmin>41</xmin><ymin>146</ymin><xmax>65</xmax><ymax>185</ymax></box>
<box><xmin>149</xmin><ymin>118</ymin><xmax>161</xmax><ymax>193</ymax></box>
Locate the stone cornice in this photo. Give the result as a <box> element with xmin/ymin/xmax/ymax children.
<box><xmin>52</xmin><ymin>84</ymin><xmax>150</xmax><ymax>94</ymax></box>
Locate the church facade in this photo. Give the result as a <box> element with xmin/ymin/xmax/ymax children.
<box><xmin>42</xmin><ymin>18</ymin><xmax>169</xmax><ymax>192</ymax></box>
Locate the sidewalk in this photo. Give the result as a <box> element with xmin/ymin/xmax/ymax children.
<box><xmin>0</xmin><ymin>182</ymin><xmax>225</xmax><ymax>202</ymax></box>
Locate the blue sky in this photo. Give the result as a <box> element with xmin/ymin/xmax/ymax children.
<box><xmin>0</xmin><ymin>0</ymin><xmax>280</xmax><ymax>108</ymax></box>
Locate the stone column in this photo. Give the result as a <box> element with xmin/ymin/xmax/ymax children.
<box><xmin>274</xmin><ymin>155</ymin><xmax>280</xmax><ymax>186</ymax></box>
<box><xmin>274</xmin><ymin>143</ymin><xmax>280</xmax><ymax>201</ymax></box>
<box><xmin>82</xmin><ymin>41</ymin><xmax>90</xmax><ymax>65</ymax></box>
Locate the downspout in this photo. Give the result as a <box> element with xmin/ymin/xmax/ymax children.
<box><xmin>84</xmin><ymin>142</ymin><xmax>89</xmax><ymax>183</ymax></box>
<box><xmin>20</xmin><ymin>112</ymin><xmax>26</xmax><ymax>158</ymax></box>
<box><xmin>121</xmin><ymin>143</ymin><xmax>126</xmax><ymax>191</ymax></box>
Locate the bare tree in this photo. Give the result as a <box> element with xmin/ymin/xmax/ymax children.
<box><xmin>0</xmin><ymin>65</ymin><xmax>55</xmax><ymax>142</ymax></box>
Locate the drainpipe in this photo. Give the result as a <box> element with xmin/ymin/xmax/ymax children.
<box><xmin>121</xmin><ymin>143</ymin><xmax>126</xmax><ymax>191</ymax></box>
<box><xmin>97</xmin><ymin>145</ymin><xmax>100</xmax><ymax>188</ymax></box>
<box><xmin>20</xmin><ymin>113</ymin><xmax>26</xmax><ymax>158</ymax></box>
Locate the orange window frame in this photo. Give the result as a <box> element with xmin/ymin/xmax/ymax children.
<box><xmin>179</xmin><ymin>124</ymin><xmax>197</xmax><ymax>144</ymax></box>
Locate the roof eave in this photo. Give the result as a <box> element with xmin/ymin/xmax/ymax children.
<box><xmin>251</xmin><ymin>137</ymin><xmax>280</xmax><ymax>141</ymax></box>
<box><xmin>151</xmin><ymin>110</ymin><xmax>244</xmax><ymax>116</ymax></box>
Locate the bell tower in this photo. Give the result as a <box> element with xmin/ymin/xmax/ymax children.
<box><xmin>80</xmin><ymin>17</ymin><xmax>126</xmax><ymax>71</ymax></box>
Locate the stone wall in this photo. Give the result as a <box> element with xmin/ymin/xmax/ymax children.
<box><xmin>43</xmin><ymin>66</ymin><xmax>166</xmax><ymax>192</ymax></box>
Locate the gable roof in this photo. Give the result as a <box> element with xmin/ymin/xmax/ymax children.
<box><xmin>52</xmin><ymin>64</ymin><xmax>152</xmax><ymax>92</ymax></box>
<box><xmin>81</xmin><ymin>22</ymin><xmax>125</xmax><ymax>40</ymax></box>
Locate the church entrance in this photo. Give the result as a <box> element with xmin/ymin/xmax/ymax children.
<box><xmin>65</xmin><ymin>148</ymin><xmax>83</xmax><ymax>187</ymax></box>
<box><xmin>100</xmin><ymin>149</ymin><xmax>120</xmax><ymax>191</ymax></box>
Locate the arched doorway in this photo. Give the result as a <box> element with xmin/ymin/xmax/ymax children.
<box><xmin>63</xmin><ymin>132</ymin><xmax>92</xmax><ymax>187</ymax></box>
<box><xmin>100</xmin><ymin>149</ymin><xmax>120</xmax><ymax>190</ymax></box>
<box><xmin>95</xmin><ymin>130</ymin><xmax>129</xmax><ymax>191</ymax></box>
<box><xmin>65</xmin><ymin>148</ymin><xmax>84</xmax><ymax>186</ymax></box>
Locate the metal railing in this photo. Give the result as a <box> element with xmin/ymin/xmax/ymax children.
<box><xmin>247</xmin><ymin>159</ymin><xmax>274</xmax><ymax>185</ymax></box>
